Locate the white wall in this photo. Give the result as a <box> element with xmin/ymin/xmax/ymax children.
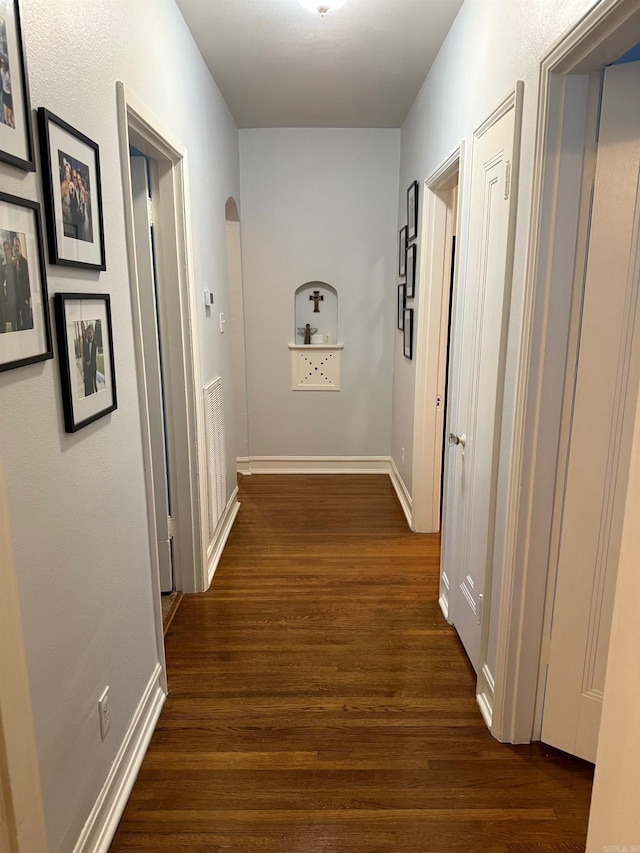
<box><xmin>0</xmin><ymin>1</ymin><xmax>239</xmax><ymax>850</ymax></box>
<box><xmin>239</xmin><ymin>128</ymin><xmax>400</xmax><ymax>459</ymax></box>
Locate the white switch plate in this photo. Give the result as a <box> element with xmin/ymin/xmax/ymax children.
<box><xmin>98</xmin><ymin>686</ymin><xmax>111</xmax><ymax>739</ymax></box>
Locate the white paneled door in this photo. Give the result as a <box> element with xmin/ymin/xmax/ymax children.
<box><xmin>541</xmin><ymin>62</ymin><xmax>640</xmax><ymax>763</ymax></box>
<box><xmin>445</xmin><ymin>88</ymin><xmax>522</xmax><ymax>672</ymax></box>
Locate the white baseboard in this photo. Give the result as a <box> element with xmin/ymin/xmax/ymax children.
<box><xmin>207</xmin><ymin>486</ymin><xmax>241</xmax><ymax>587</ymax></box>
<box><xmin>242</xmin><ymin>456</ymin><xmax>392</xmax><ymax>474</ymax></box>
<box><xmin>72</xmin><ymin>663</ymin><xmax>165</xmax><ymax>853</ymax></box>
<box><xmin>477</xmin><ymin>663</ymin><xmax>495</xmax><ymax>731</ymax></box>
<box><xmin>438</xmin><ymin>572</ymin><xmax>451</xmax><ymax>621</ymax></box>
<box><xmin>438</xmin><ymin>594</ymin><xmax>449</xmax><ymax>620</ymax></box>
<box><xmin>389</xmin><ymin>458</ymin><xmax>413</xmax><ymax>529</ymax></box>
<box><xmin>236</xmin><ymin>457</ymin><xmax>251</xmax><ymax>474</ymax></box>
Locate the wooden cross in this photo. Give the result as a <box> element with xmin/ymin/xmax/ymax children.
<box><xmin>310</xmin><ymin>290</ymin><xmax>324</xmax><ymax>313</ymax></box>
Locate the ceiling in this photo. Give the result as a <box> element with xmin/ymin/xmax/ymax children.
<box><xmin>175</xmin><ymin>0</ymin><xmax>465</xmax><ymax>128</ymax></box>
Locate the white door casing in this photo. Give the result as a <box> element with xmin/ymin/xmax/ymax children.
<box><xmin>130</xmin><ymin>155</ymin><xmax>174</xmax><ymax>593</ymax></box>
<box><xmin>411</xmin><ymin>147</ymin><xmax>461</xmax><ymax>539</ymax></box>
<box><xmin>541</xmin><ymin>61</ymin><xmax>640</xmax><ymax>763</ymax></box>
<box><xmin>446</xmin><ymin>85</ymin><xmax>523</xmax><ymax>673</ymax></box>
<box><xmin>225</xmin><ymin>206</ymin><xmax>251</xmax><ymax>470</ymax></box>
<box><xmin>117</xmin><ymin>82</ymin><xmax>206</xmax><ymax>604</ymax></box>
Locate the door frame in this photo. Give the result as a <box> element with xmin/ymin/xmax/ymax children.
<box><xmin>411</xmin><ymin>144</ymin><xmax>464</xmax><ymax>537</ymax></box>
<box><xmin>491</xmin><ymin>0</ymin><xmax>640</xmax><ymax>743</ymax></box>
<box><xmin>116</xmin><ymin>84</ymin><xmax>208</xmax><ymax>671</ymax></box>
<box><xmin>224</xmin><ymin>198</ymin><xmax>251</xmax><ymax>473</ymax></box>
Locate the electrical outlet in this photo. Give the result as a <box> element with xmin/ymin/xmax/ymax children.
<box><xmin>98</xmin><ymin>687</ymin><xmax>111</xmax><ymax>740</ymax></box>
<box><xmin>401</xmin><ymin>447</ymin><xmax>405</xmax><ymax>465</ymax></box>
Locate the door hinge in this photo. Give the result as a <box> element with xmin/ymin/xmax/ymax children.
<box><xmin>167</xmin><ymin>515</ymin><xmax>174</xmax><ymax>539</ymax></box>
<box><xmin>504</xmin><ymin>160</ymin><xmax>512</xmax><ymax>201</ymax></box>
<box><xmin>477</xmin><ymin>593</ymin><xmax>484</xmax><ymax>625</ymax></box>
<box><xmin>147</xmin><ymin>197</ymin><xmax>155</xmax><ymax>227</ymax></box>
<box><xmin>540</xmin><ymin>634</ymin><xmax>552</xmax><ymax>668</ymax></box>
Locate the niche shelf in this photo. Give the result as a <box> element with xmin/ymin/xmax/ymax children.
<box><xmin>290</xmin><ymin>281</ymin><xmax>342</xmax><ymax>391</ymax></box>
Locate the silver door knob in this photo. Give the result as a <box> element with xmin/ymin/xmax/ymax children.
<box><xmin>448</xmin><ymin>432</ymin><xmax>466</xmax><ymax>448</ymax></box>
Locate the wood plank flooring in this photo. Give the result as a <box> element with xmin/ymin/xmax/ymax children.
<box><xmin>110</xmin><ymin>475</ymin><xmax>593</xmax><ymax>852</ymax></box>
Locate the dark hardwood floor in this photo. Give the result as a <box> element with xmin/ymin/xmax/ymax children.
<box><xmin>110</xmin><ymin>474</ymin><xmax>593</xmax><ymax>852</ymax></box>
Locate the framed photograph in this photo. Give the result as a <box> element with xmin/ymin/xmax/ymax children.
<box><xmin>406</xmin><ymin>242</ymin><xmax>417</xmax><ymax>298</ymax></box>
<box><xmin>397</xmin><ymin>283</ymin><xmax>406</xmax><ymax>331</ymax></box>
<box><xmin>403</xmin><ymin>308</ymin><xmax>413</xmax><ymax>360</ymax></box>
<box><xmin>0</xmin><ymin>192</ymin><xmax>52</xmax><ymax>371</ymax></box>
<box><xmin>398</xmin><ymin>225</ymin><xmax>407</xmax><ymax>278</ymax></box>
<box><xmin>38</xmin><ymin>108</ymin><xmax>106</xmax><ymax>270</ymax></box>
<box><xmin>54</xmin><ymin>293</ymin><xmax>116</xmax><ymax>432</ymax></box>
<box><xmin>407</xmin><ymin>180</ymin><xmax>419</xmax><ymax>242</ymax></box>
<box><xmin>0</xmin><ymin>0</ymin><xmax>34</xmax><ymax>171</ymax></box>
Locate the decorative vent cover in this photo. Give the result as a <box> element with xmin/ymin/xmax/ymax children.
<box><xmin>290</xmin><ymin>346</ymin><xmax>342</xmax><ymax>391</ymax></box>
<box><xmin>203</xmin><ymin>377</ymin><xmax>226</xmax><ymax>542</ymax></box>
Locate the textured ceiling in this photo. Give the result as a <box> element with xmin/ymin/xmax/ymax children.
<box><xmin>175</xmin><ymin>0</ymin><xmax>464</xmax><ymax>128</ymax></box>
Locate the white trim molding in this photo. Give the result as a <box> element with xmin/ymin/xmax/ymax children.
<box><xmin>491</xmin><ymin>0</ymin><xmax>640</xmax><ymax>744</ymax></box>
<box><xmin>389</xmin><ymin>457</ymin><xmax>413</xmax><ymax>529</ymax></box>
<box><xmin>243</xmin><ymin>456</ymin><xmax>392</xmax><ymax>474</ymax></box>
<box><xmin>477</xmin><ymin>663</ymin><xmax>496</xmax><ymax>730</ymax></box>
<box><xmin>207</xmin><ymin>487</ymin><xmax>241</xmax><ymax>587</ymax></box>
<box><xmin>72</xmin><ymin>664</ymin><xmax>165</xmax><ymax>853</ymax></box>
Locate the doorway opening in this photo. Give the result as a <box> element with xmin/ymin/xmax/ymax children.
<box><xmin>410</xmin><ymin>147</ymin><xmax>462</xmax><ymax>539</ymax></box>
<box><xmin>128</xmin><ymin>146</ymin><xmax>175</xmax><ymax>605</ymax></box>
<box><xmin>117</xmin><ymin>83</ymin><xmax>208</xmax><ymax>681</ymax></box>
<box><xmin>224</xmin><ymin>197</ymin><xmax>250</xmax><ymax>475</ymax></box>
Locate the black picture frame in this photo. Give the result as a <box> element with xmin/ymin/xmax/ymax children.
<box><xmin>38</xmin><ymin>108</ymin><xmax>106</xmax><ymax>270</ymax></box>
<box><xmin>0</xmin><ymin>0</ymin><xmax>35</xmax><ymax>171</ymax></box>
<box><xmin>397</xmin><ymin>283</ymin><xmax>406</xmax><ymax>331</ymax></box>
<box><xmin>54</xmin><ymin>292</ymin><xmax>117</xmax><ymax>432</ymax></box>
<box><xmin>407</xmin><ymin>180</ymin><xmax>419</xmax><ymax>242</ymax></box>
<box><xmin>406</xmin><ymin>242</ymin><xmax>417</xmax><ymax>298</ymax></box>
<box><xmin>398</xmin><ymin>225</ymin><xmax>407</xmax><ymax>278</ymax></box>
<box><xmin>403</xmin><ymin>308</ymin><xmax>413</xmax><ymax>360</ymax></box>
<box><xmin>0</xmin><ymin>191</ymin><xmax>52</xmax><ymax>371</ymax></box>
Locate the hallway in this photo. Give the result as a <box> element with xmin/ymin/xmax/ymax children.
<box><xmin>109</xmin><ymin>475</ymin><xmax>593</xmax><ymax>852</ymax></box>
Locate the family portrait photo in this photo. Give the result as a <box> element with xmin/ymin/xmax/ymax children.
<box><xmin>59</xmin><ymin>150</ymin><xmax>93</xmax><ymax>243</ymax></box>
<box><xmin>0</xmin><ymin>17</ymin><xmax>15</xmax><ymax>129</ymax></box>
<box><xmin>1</xmin><ymin>227</ymin><xmax>32</xmax><ymax>335</ymax></box>
<box><xmin>39</xmin><ymin>108</ymin><xmax>105</xmax><ymax>269</ymax></box>
<box><xmin>54</xmin><ymin>292</ymin><xmax>116</xmax><ymax>431</ymax></box>
<box><xmin>70</xmin><ymin>317</ymin><xmax>105</xmax><ymax>398</ymax></box>
<box><xmin>0</xmin><ymin>1</ymin><xmax>33</xmax><ymax>171</ymax></box>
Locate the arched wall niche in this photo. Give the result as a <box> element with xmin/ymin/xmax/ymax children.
<box><xmin>294</xmin><ymin>280</ymin><xmax>338</xmax><ymax>345</ymax></box>
<box><xmin>289</xmin><ymin>281</ymin><xmax>343</xmax><ymax>391</ymax></box>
